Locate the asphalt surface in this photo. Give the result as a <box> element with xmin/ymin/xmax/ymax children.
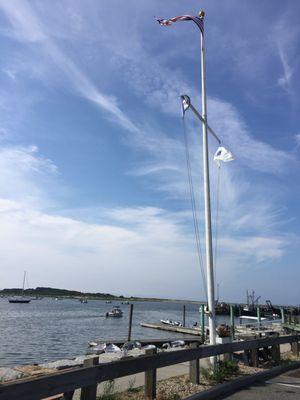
<box><xmin>223</xmin><ymin>368</ymin><xmax>300</xmax><ymax>399</ymax></box>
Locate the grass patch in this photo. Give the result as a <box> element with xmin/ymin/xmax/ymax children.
<box><xmin>98</xmin><ymin>380</ymin><xmax>119</xmax><ymax>400</ymax></box>
<box><xmin>126</xmin><ymin>377</ymin><xmax>141</xmax><ymax>393</ymax></box>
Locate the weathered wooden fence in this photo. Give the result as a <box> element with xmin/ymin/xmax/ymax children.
<box><xmin>0</xmin><ymin>334</ymin><xmax>298</xmax><ymax>400</ymax></box>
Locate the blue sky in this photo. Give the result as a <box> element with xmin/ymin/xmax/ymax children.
<box><xmin>0</xmin><ymin>0</ymin><xmax>299</xmax><ymax>304</ymax></box>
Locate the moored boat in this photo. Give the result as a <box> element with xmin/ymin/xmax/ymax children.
<box><xmin>80</xmin><ymin>297</ymin><xmax>88</xmax><ymax>303</ymax></box>
<box><xmin>106</xmin><ymin>306</ymin><xmax>123</xmax><ymax>318</ymax></box>
<box><xmin>8</xmin><ymin>271</ymin><xmax>31</xmax><ymax>304</ymax></box>
<box><xmin>160</xmin><ymin>319</ymin><xmax>182</xmax><ymax>327</ymax></box>
<box><xmin>9</xmin><ymin>298</ymin><xmax>31</xmax><ymax>304</ymax></box>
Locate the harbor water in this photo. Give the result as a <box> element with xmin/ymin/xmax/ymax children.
<box><xmin>1</xmin><ymin>297</ymin><xmax>240</xmax><ymax>368</ymax></box>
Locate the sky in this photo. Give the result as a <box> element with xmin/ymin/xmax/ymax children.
<box><xmin>0</xmin><ymin>0</ymin><xmax>299</xmax><ymax>304</ymax></box>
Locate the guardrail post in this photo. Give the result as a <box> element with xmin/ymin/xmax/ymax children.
<box><xmin>271</xmin><ymin>344</ymin><xmax>280</xmax><ymax>364</ymax></box>
<box><xmin>250</xmin><ymin>348</ymin><xmax>259</xmax><ymax>367</ymax></box>
<box><xmin>80</xmin><ymin>357</ymin><xmax>99</xmax><ymax>400</ymax></box>
<box><xmin>242</xmin><ymin>350</ymin><xmax>250</xmax><ymax>366</ymax></box>
<box><xmin>261</xmin><ymin>347</ymin><xmax>269</xmax><ymax>361</ymax></box>
<box><xmin>145</xmin><ymin>348</ymin><xmax>157</xmax><ymax>400</ymax></box>
<box><xmin>189</xmin><ymin>342</ymin><xmax>200</xmax><ymax>384</ymax></box>
<box><xmin>291</xmin><ymin>340</ymin><xmax>300</xmax><ymax>356</ymax></box>
<box><xmin>183</xmin><ymin>304</ymin><xmax>186</xmax><ymax>327</ymax></box>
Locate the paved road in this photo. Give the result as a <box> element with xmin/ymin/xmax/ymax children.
<box><xmin>224</xmin><ymin>368</ymin><xmax>300</xmax><ymax>399</ymax></box>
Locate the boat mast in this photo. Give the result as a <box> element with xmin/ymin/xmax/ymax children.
<box><xmin>199</xmin><ymin>11</ymin><xmax>216</xmax><ymax>346</ymax></box>
<box><xmin>22</xmin><ymin>271</ymin><xmax>26</xmax><ymax>296</ymax></box>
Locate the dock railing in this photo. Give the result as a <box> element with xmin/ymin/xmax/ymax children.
<box><xmin>0</xmin><ymin>334</ymin><xmax>299</xmax><ymax>400</ymax></box>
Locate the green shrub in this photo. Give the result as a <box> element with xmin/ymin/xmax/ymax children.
<box><xmin>201</xmin><ymin>360</ymin><xmax>239</xmax><ymax>383</ymax></box>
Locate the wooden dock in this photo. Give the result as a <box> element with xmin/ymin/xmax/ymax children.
<box><xmin>140</xmin><ymin>322</ymin><xmax>202</xmax><ymax>336</ymax></box>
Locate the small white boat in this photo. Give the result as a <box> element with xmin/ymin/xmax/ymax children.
<box><xmin>160</xmin><ymin>319</ymin><xmax>182</xmax><ymax>327</ymax></box>
<box><xmin>171</xmin><ymin>340</ymin><xmax>185</xmax><ymax>347</ymax></box>
<box><xmin>105</xmin><ymin>343</ymin><xmax>121</xmax><ymax>353</ymax></box>
<box><xmin>106</xmin><ymin>306</ymin><xmax>123</xmax><ymax>318</ymax></box>
<box><xmin>142</xmin><ymin>344</ymin><xmax>156</xmax><ymax>350</ymax></box>
<box><xmin>88</xmin><ymin>343</ymin><xmax>107</xmax><ymax>354</ymax></box>
<box><xmin>240</xmin><ymin>315</ymin><xmax>267</xmax><ymax>321</ymax></box>
<box><xmin>105</xmin><ymin>300</ymin><xmax>112</xmax><ymax>304</ymax></box>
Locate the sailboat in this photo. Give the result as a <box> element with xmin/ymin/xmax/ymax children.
<box><xmin>8</xmin><ymin>271</ymin><xmax>31</xmax><ymax>303</ymax></box>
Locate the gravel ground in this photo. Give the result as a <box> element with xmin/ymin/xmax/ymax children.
<box><xmin>101</xmin><ymin>363</ymin><xmax>264</xmax><ymax>400</ymax></box>
<box><xmin>104</xmin><ymin>351</ymin><xmax>300</xmax><ymax>400</ymax></box>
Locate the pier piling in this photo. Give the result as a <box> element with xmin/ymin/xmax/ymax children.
<box><xmin>281</xmin><ymin>307</ymin><xmax>285</xmax><ymax>324</ymax></box>
<box><xmin>257</xmin><ymin>307</ymin><xmax>261</xmax><ymax>330</ymax></box>
<box><xmin>230</xmin><ymin>304</ymin><xmax>235</xmax><ymax>340</ymax></box>
<box><xmin>127</xmin><ymin>303</ymin><xmax>133</xmax><ymax>341</ymax></box>
<box><xmin>200</xmin><ymin>304</ymin><xmax>205</xmax><ymax>341</ymax></box>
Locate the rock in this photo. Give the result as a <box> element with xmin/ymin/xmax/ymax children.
<box><xmin>14</xmin><ymin>365</ymin><xmax>56</xmax><ymax>377</ymax></box>
<box><xmin>0</xmin><ymin>368</ymin><xmax>24</xmax><ymax>382</ymax></box>
<box><xmin>39</xmin><ymin>358</ymin><xmax>81</xmax><ymax>370</ymax></box>
<box><xmin>98</xmin><ymin>352</ymin><xmax>123</xmax><ymax>363</ymax></box>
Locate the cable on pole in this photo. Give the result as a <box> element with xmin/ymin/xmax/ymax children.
<box><xmin>182</xmin><ymin>116</ymin><xmax>208</xmax><ymax>301</ymax></box>
<box><xmin>213</xmin><ymin>164</ymin><xmax>221</xmax><ymax>298</ymax></box>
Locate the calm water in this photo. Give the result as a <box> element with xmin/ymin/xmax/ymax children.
<box><xmin>0</xmin><ymin>298</ymin><xmax>233</xmax><ymax>368</ymax></box>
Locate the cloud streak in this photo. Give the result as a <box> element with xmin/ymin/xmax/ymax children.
<box><xmin>0</xmin><ymin>0</ymin><xmax>139</xmax><ymax>134</ymax></box>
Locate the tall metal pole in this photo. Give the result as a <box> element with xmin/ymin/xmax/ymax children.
<box><xmin>199</xmin><ymin>12</ymin><xmax>216</xmax><ymax>346</ymax></box>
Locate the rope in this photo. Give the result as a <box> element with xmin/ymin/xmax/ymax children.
<box><xmin>182</xmin><ymin>117</ymin><xmax>208</xmax><ymax>301</ymax></box>
<box><xmin>213</xmin><ymin>164</ymin><xmax>221</xmax><ymax>299</ymax></box>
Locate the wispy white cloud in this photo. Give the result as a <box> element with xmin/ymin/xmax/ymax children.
<box><xmin>0</xmin><ymin>0</ymin><xmax>139</xmax><ymax>134</ymax></box>
<box><xmin>277</xmin><ymin>47</ymin><xmax>294</xmax><ymax>92</ymax></box>
<box><xmin>0</xmin><ymin>145</ymin><xmax>57</xmax><ymax>207</ymax></box>
<box><xmin>273</xmin><ymin>17</ymin><xmax>300</xmax><ymax>94</ymax></box>
<box><xmin>220</xmin><ymin>236</ymin><xmax>286</xmax><ymax>263</ymax></box>
<box><xmin>0</xmin><ymin>196</ymin><xmax>290</xmax><ymax>299</ymax></box>
<box><xmin>0</xmin><ymin>198</ymin><xmax>205</xmax><ymax>298</ymax></box>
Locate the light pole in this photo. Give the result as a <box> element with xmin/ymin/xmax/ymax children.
<box><xmin>157</xmin><ymin>11</ymin><xmax>216</xmax><ymax>346</ymax></box>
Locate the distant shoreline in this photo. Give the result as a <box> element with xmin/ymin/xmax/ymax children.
<box><xmin>0</xmin><ymin>286</ymin><xmax>202</xmax><ymax>304</ymax></box>
<box><xmin>1</xmin><ymin>287</ymin><xmax>297</xmax><ymax>307</ymax></box>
